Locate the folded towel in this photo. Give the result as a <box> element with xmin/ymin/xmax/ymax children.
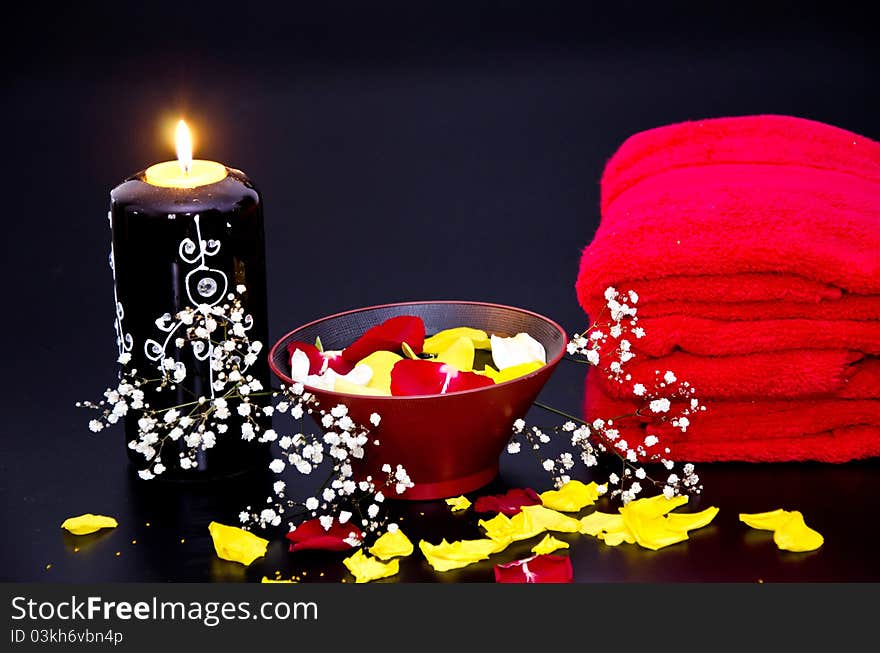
<box><xmin>620</xmin><ymin>295</ymin><xmax>880</xmax><ymax>322</ymax></box>
<box><xmin>576</xmin><ymin>115</ymin><xmax>880</xmax><ymax>315</ymax></box>
<box><xmin>584</xmin><ymin>381</ymin><xmax>880</xmax><ymax>463</ymax></box>
<box><xmin>597</xmin><ymin>350</ymin><xmax>880</xmax><ymax>401</ymax></box>
<box><xmin>630</xmin><ymin>316</ymin><xmax>880</xmax><ymax>357</ymax></box>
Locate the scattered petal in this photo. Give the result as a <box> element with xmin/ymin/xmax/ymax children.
<box><xmin>208</xmin><ymin>521</ymin><xmax>268</xmax><ymax>566</ymax></box>
<box><xmin>369</xmin><ymin>529</ymin><xmax>414</xmax><ymax>560</ymax></box>
<box><xmin>343</xmin><ymin>549</ymin><xmax>400</xmax><ymax>583</ymax></box>
<box><xmin>419</xmin><ymin>538</ymin><xmax>508</xmax><ymax>572</ymax></box>
<box><xmin>261</xmin><ymin>577</ymin><xmax>297</xmax><ymax>583</ymax></box>
<box><xmin>286</xmin><ymin>519</ymin><xmax>363</xmax><ymax>552</ymax></box>
<box><xmin>61</xmin><ymin>514</ymin><xmax>118</xmax><ymax>535</ymax></box>
<box><xmin>494</xmin><ymin>554</ymin><xmax>573</xmax><ymax>583</ymax></box>
<box><xmin>473</xmin><ymin>488</ymin><xmax>542</xmax><ymax>516</ymax></box>
<box><xmin>740</xmin><ymin>509</ymin><xmax>823</xmax><ymax>552</ymax></box>
<box><xmin>490</xmin><ymin>333</ymin><xmax>546</xmax><ymax>370</ymax></box>
<box><xmin>739</xmin><ymin>509</ymin><xmax>789</xmax><ymax>531</ymax></box>
<box><xmin>342</xmin><ymin>315</ymin><xmax>425</xmax><ymax>363</ymax></box>
<box><xmin>423</xmin><ymin>327</ymin><xmax>491</xmax><ymax>354</ymax></box>
<box><xmin>516</xmin><ymin>505</ymin><xmax>581</xmax><ymax>533</ymax></box>
<box><xmin>434</xmin><ymin>336</ymin><xmax>475</xmax><ymax>372</ymax></box>
<box><xmin>665</xmin><ymin>506</ymin><xmax>719</xmax><ymax>533</ymax></box>
<box><xmin>445</xmin><ymin>496</ymin><xmax>472</xmax><ymax>512</ymax></box>
<box><xmin>539</xmin><ymin>480</ymin><xmax>601</xmax><ymax>513</ymax></box>
<box><xmin>579</xmin><ymin>511</ymin><xmax>634</xmax><ymax>546</ymax></box>
<box><xmin>531</xmin><ymin>534</ymin><xmax>570</xmax><ymax>555</ymax></box>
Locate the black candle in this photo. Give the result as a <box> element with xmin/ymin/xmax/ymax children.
<box><xmin>108</xmin><ymin>122</ymin><xmax>270</xmax><ymax>480</ymax></box>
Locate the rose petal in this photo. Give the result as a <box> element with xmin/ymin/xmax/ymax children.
<box><xmin>738</xmin><ymin>509</ymin><xmax>789</xmax><ymax>531</ymax></box>
<box><xmin>539</xmin><ymin>480</ymin><xmax>601</xmax><ymax>513</ymax></box>
<box><xmin>473</xmin><ymin>488</ymin><xmax>542</xmax><ymax>516</ymax></box>
<box><xmin>620</xmin><ymin>504</ymin><xmax>689</xmax><ymax>551</ymax></box>
<box><xmin>342</xmin><ymin>315</ymin><xmax>426</xmax><ymax>363</ymax></box>
<box><xmin>445</xmin><ymin>496</ymin><xmax>472</xmax><ymax>512</ymax></box>
<box><xmin>434</xmin><ymin>337</ymin><xmax>475</xmax><ymax>372</ymax></box>
<box><xmin>357</xmin><ymin>351</ymin><xmax>404</xmax><ymax>394</ymax></box>
<box><xmin>490</xmin><ymin>333</ymin><xmax>546</xmax><ymax>370</ymax></box>
<box><xmin>334</xmin><ymin>378</ymin><xmax>388</xmax><ymax>396</ymax></box>
<box><xmin>419</xmin><ymin>538</ymin><xmax>509</xmax><ymax>572</ymax></box>
<box><xmin>530</xmin><ymin>534</ymin><xmax>570</xmax><ymax>556</ymax></box>
<box><xmin>773</xmin><ymin>511</ymin><xmax>824</xmax><ymax>552</ymax></box>
<box><xmin>369</xmin><ymin>529</ymin><xmax>414</xmax><ymax>560</ymax></box>
<box><xmin>286</xmin><ymin>519</ymin><xmax>363</xmax><ymax>552</ymax></box>
<box><xmin>516</xmin><ymin>505</ymin><xmax>581</xmax><ymax>533</ymax></box>
<box><xmin>208</xmin><ymin>521</ymin><xmax>268</xmax><ymax>566</ymax></box>
<box><xmin>665</xmin><ymin>507</ymin><xmax>719</xmax><ymax>533</ymax></box>
<box><xmin>261</xmin><ymin>577</ymin><xmax>297</xmax><ymax>583</ymax></box>
<box><xmin>286</xmin><ymin>341</ymin><xmax>324</xmax><ymax>375</ymax></box>
<box><xmin>290</xmin><ymin>349</ymin><xmax>315</xmax><ymax>383</ymax></box>
<box><xmin>343</xmin><ymin>549</ymin><xmax>400</xmax><ymax>583</ymax></box>
<box><xmin>423</xmin><ymin>327</ymin><xmax>492</xmax><ymax>354</ymax></box>
<box><xmin>480</xmin><ymin>360</ymin><xmax>544</xmax><ymax>383</ymax></box>
<box><xmin>61</xmin><ymin>514</ymin><xmax>118</xmax><ymax>535</ymax></box>
<box><xmin>322</xmin><ymin>350</ymin><xmax>355</xmax><ymax>375</ymax></box>
<box><xmin>390</xmin><ymin>359</ymin><xmax>494</xmax><ymax>396</ymax></box>
<box><xmin>494</xmin><ymin>554</ymin><xmax>573</xmax><ymax>583</ymax></box>
<box><xmin>579</xmin><ymin>511</ymin><xmax>635</xmax><ymax>546</ymax></box>
<box><xmin>740</xmin><ymin>509</ymin><xmax>823</xmax><ymax>552</ymax></box>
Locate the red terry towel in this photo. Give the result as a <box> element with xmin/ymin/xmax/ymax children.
<box><xmin>576</xmin><ymin>115</ymin><xmax>880</xmax><ymax>313</ymax></box>
<box><xmin>584</xmin><ymin>380</ymin><xmax>880</xmax><ymax>463</ymax></box>
<box><xmin>597</xmin><ymin>350</ymin><xmax>880</xmax><ymax>401</ymax></box>
<box><xmin>631</xmin><ymin>316</ymin><xmax>880</xmax><ymax>358</ymax></box>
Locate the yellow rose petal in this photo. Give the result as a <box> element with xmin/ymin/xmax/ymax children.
<box><xmin>343</xmin><ymin>549</ymin><xmax>400</xmax><ymax>583</ymax></box>
<box><xmin>579</xmin><ymin>511</ymin><xmax>635</xmax><ymax>545</ymax></box>
<box><xmin>334</xmin><ymin>378</ymin><xmax>388</xmax><ymax>396</ymax></box>
<box><xmin>357</xmin><ymin>351</ymin><xmax>404</xmax><ymax>394</ymax></box>
<box><xmin>419</xmin><ymin>538</ymin><xmax>508</xmax><ymax>572</ymax></box>
<box><xmin>369</xmin><ymin>528</ymin><xmax>414</xmax><ymax>560</ymax></box>
<box><xmin>434</xmin><ymin>337</ymin><xmax>475</xmax><ymax>372</ymax></box>
<box><xmin>517</xmin><ymin>505</ymin><xmax>581</xmax><ymax>533</ymax></box>
<box><xmin>773</xmin><ymin>511</ymin><xmax>824</xmax><ymax>553</ymax></box>
<box><xmin>481</xmin><ymin>360</ymin><xmax>544</xmax><ymax>384</ymax></box>
<box><xmin>479</xmin><ymin>513</ymin><xmax>519</xmax><ymax>544</ymax></box>
<box><xmin>261</xmin><ymin>577</ymin><xmax>297</xmax><ymax>583</ymax></box>
<box><xmin>739</xmin><ymin>509</ymin><xmax>789</xmax><ymax>531</ymax></box>
<box><xmin>531</xmin><ymin>534</ymin><xmax>570</xmax><ymax>555</ymax></box>
<box><xmin>625</xmin><ymin>494</ymin><xmax>689</xmax><ymax>519</ymax></box>
<box><xmin>540</xmin><ymin>480</ymin><xmax>601</xmax><ymax>513</ymax></box>
<box><xmin>579</xmin><ymin>511</ymin><xmax>625</xmax><ymax>537</ymax></box>
<box><xmin>61</xmin><ymin>514</ymin><xmax>118</xmax><ymax>535</ymax></box>
<box><xmin>208</xmin><ymin>521</ymin><xmax>269</xmax><ymax>566</ymax></box>
<box><xmin>620</xmin><ymin>504</ymin><xmax>689</xmax><ymax>551</ymax></box>
<box><xmin>445</xmin><ymin>496</ymin><xmax>472</xmax><ymax>512</ymax></box>
<box><xmin>665</xmin><ymin>506</ymin><xmax>719</xmax><ymax>533</ymax></box>
<box><xmin>423</xmin><ymin>327</ymin><xmax>492</xmax><ymax>354</ymax></box>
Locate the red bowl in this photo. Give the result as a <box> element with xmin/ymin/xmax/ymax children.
<box><xmin>268</xmin><ymin>301</ymin><xmax>567</xmax><ymax>500</ymax></box>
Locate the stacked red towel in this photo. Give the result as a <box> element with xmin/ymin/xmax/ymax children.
<box><xmin>576</xmin><ymin>115</ymin><xmax>880</xmax><ymax>463</ymax></box>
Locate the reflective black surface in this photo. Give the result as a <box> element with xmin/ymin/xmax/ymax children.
<box><xmin>0</xmin><ymin>2</ymin><xmax>876</xmax><ymax>582</ymax></box>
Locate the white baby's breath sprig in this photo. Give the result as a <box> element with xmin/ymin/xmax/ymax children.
<box><xmin>510</xmin><ymin>287</ymin><xmax>703</xmax><ymax>502</ymax></box>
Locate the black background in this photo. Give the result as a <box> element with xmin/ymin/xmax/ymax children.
<box><xmin>0</xmin><ymin>1</ymin><xmax>877</xmax><ymax>582</ymax></box>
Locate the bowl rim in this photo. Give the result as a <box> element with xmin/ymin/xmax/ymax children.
<box><xmin>267</xmin><ymin>299</ymin><xmax>569</xmax><ymax>401</ymax></box>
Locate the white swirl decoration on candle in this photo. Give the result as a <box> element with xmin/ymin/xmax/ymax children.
<box><xmin>107</xmin><ymin>210</ymin><xmax>133</xmax><ymax>359</ymax></box>
<box><xmin>143</xmin><ymin>214</ymin><xmax>253</xmax><ymax>398</ymax></box>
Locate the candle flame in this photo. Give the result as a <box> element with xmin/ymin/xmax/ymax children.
<box><xmin>175</xmin><ymin>120</ymin><xmax>193</xmax><ymax>174</ymax></box>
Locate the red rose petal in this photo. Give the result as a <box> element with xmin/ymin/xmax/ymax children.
<box><xmin>390</xmin><ymin>359</ymin><xmax>494</xmax><ymax>396</ymax></box>
<box><xmin>473</xmin><ymin>488</ymin><xmax>542</xmax><ymax>515</ymax></box>
<box><xmin>342</xmin><ymin>315</ymin><xmax>426</xmax><ymax>363</ymax></box>
<box><xmin>285</xmin><ymin>519</ymin><xmax>363</xmax><ymax>552</ymax></box>
<box><xmin>322</xmin><ymin>350</ymin><xmax>355</xmax><ymax>375</ymax></box>
<box><xmin>494</xmin><ymin>554</ymin><xmax>573</xmax><ymax>583</ymax></box>
<box><xmin>286</xmin><ymin>341</ymin><xmax>324</xmax><ymax>375</ymax></box>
